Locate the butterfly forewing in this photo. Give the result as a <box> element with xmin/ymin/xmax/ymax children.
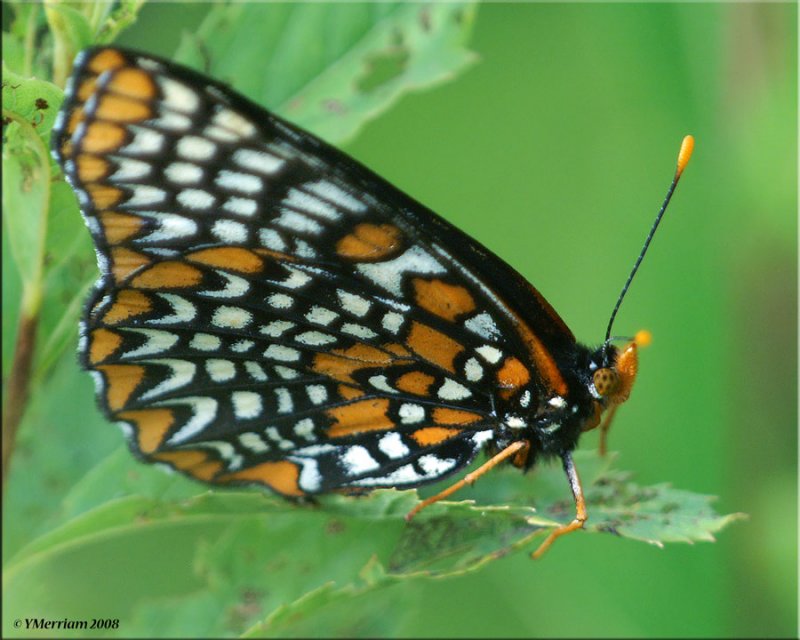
<box><xmin>54</xmin><ymin>47</ymin><xmax>575</xmax><ymax>496</ymax></box>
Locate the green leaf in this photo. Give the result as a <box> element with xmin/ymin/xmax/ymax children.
<box><xmin>173</xmin><ymin>1</ymin><xmax>478</xmax><ymax>144</ymax></box>
<box><xmin>1</xmin><ymin>66</ymin><xmax>63</xmax><ymax>139</ymax></box>
<box><xmin>3</xmin><ymin>450</ymin><xmax>743</xmax><ymax>638</ymax></box>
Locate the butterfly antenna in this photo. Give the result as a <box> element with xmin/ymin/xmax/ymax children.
<box><xmin>604</xmin><ymin>135</ymin><xmax>695</xmax><ymax>344</ymax></box>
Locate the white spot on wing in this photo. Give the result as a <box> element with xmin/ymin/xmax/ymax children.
<box><xmin>199</xmin><ymin>271</ymin><xmax>249</xmax><ymax>299</ymax></box>
<box><xmin>190</xmin><ymin>333</ymin><xmax>221</xmax><ymax>351</ymax></box>
<box><xmin>275</xmin><ymin>387</ymin><xmax>293</xmax><ymax>413</ymax></box>
<box><xmin>239</xmin><ymin>431</ymin><xmax>270</xmax><ymax>452</ymax></box>
<box><xmin>234</xmin><ymin>148</ymin><xmax>284</xmax><ymax>174</ymax></box>
<box><xmin>378</xmin><ymin>432</ymin><xmax>410</xmax><ymax>459</ymax></box>
<box><xmin>245</xmin><ymin>361</ymin><xmax>267</xmax><ymax>381</ymax></box>
<box><xmin>369</xmin><ymin>375</ymin><xmax>396</xmax><ymax>394</ymax></box>
<box><xmin>231</xmin><ymin>339</ymin><xmax>254</xmax><ymax>352</ymax></box>
<box><xmin>285</xmin><ymin>188</ymin><xmax>341</xmax><ymax>221</ymax></box>
<box><xmin>260</xmin><ymin>320</ymin><xmax>294</xmax><ymax>337</ymax></box>
<box><xmin>306</xmin><ymin>306</ymin><xmax>337</xmax><ymax>326</ymax></box>
<box><xmin>259</xmin><ymin>228</ymin><xmax>286</xmax><ymax>250</ymax></box>
<box><xmin>159</xmin><ymin>78</ymin><xmax>200</xmax><ymax>113</ymax></box>
<box><xmin>464</xmin><ymin>312</ymin><xmax>501</xmax><ymax>341</ymax></box>
<box><xmin>177</xmin><ymin>135</ymin><xmax>216</xmax><ymax>161</ymax></box>
<box><xmin>294</xmin><ymin>418</ymin><xmax>315</xmax><ymax>441</ymax></box>
<box><xmin>268</xmin><ymin>293</ymin><xmax>293</xmax><ymax>309</ymax></box>
<box><xmin>306</xmin><ymin>384</ymin><xmax>328</xmax><ymax>405</ymax></box>
<box><xmin>381</xmin><ymin>312</ymin><xmax>404</xmax><ymax>334</ymax></box>
<box><xmin>305</xmin><ymin>180</ymin><xmax>366</xmax><ymax>213</ymax></box>
<box><xmin>357</xmin><ymin>246</ymin><xmax>445</xmax><ymax>296</ymax></box>
<box><xmin>162</xmin><ymin>396</ymin><xmax>218</xmax><ymax>445</ymax></box>
<box><xmin>211</xmin><ymin>305</ymin><xmax>252</xmax><ymax>329</ymax></box>
<box><xmin>139</xmin><ymin>359</ymin><xmax>197</xmax><ymax>401</ymax></box>
<box><xmin>341</xmin><ymin>323</ymin><xmax>377</xmax><ymax>340</ymax></box>
<box><xmin>472</xmin><ymin>430</ymin><xmax>494</xmax><ymax>447</ymax></box>
<box><xmin>216</xmin><ymin>170</ymin><xmax>262</xmax><ymax>194</ymax></box>
<box><xmin>275</xmin><ymin>210</ymin><xmax>323</xmax><ymax>235</ymax></box>
<box><xmin>206</xmin><ymin>358</ymin><xmax>235</xmax><ymax>382</ymax></box>
<box><xmin>264</xmin><ymin>344</ymin><xmax>301</xmax><ymax>362</ymax></box>
<box><xmin>438</xmin><ymin>379</ymin><xmax>471</xmax><ymax>401</ymax></box>
<box><xmin>150</xmin><ymin>293</ymin><xmax>196</xmax><ymax>324</ymax></box>
<box><xmin>399</xmin><ymin>403</ymin><xmax>425</xmax><ymax>424</ymax></box>
<box><xmin>348</xmin><ymin>463</ymin><xmax>421</xmax><ymax>487</ymax></box>
<box><xmin>213</xmin><ymin>108</ymin><xmax>257</xmax><ymax>138</ymax></box>
<box><xmin>126</xmin><ymin>127</ymin><xmax>164</xmax><ymax>154</ymax></box>
<box><xmin>341</xmin><ymin>445</ymin><xmax>380</xmax><ymax>475</ymax></box>
<box><xmin>476</xmin><ymin>345</ymin><xmax>503</xmax><ymax>364</ymax></box>
<box><xmin>120</xmin><ymin>328</ymin><xmax>178</xmax><ymax>358</ymax></box>
<box><xmin>464</xmin><ymin>357</ymin><xmax>483</xmax><ymax>382</ymax></box>
<box><xmin>225</xmin><ymin>197</ymin><xmax>258</xmax><ymax>217</ymax></box>
<box><xmin>111</xmin><ymin>158</ymin><xmax>150</xmax><ymax>181</ymax></box>
<box><xmin>295</xmin><ymin>331</ymin><xmax>336</xmax><ymax>346</ymax></box>
<box><xmin>165</xmin><ymin>162</ymin><xmax>203</xmax><ymax>184</ymax></box>
<box><xmin>212</xmin><ymin>219</ymin><xmax>247</xmax><ymax>243</ymax></box>
<box><xmin>177</xmin><ymin>188</ymin><xmax>215</xmax><ymax>210</ymax></box>
<box><xmin>337</xmin><ymin>290</ymin><xmax>370</xmax><ymax>317</ymax></box>
<box><xmin>293</xmin><ymin>457</ymin><xmax>321</xmax><ymax>491</ymax></box>
<box><xmin>418</xmin><ymin>454</ymin><xmax>458</xmax><ymax>477</ymax></box>
<box><xmin>138</xmin><ymin>212</ymin><xmax>197</xmax><ymax>242</ymax></box>
<box><xmin>232</xmin><ymin>391</ymin><xmax>262</xmax><ymax>419</ymax></box>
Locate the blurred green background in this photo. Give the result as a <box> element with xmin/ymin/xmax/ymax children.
<box><xmin>3</xmin><ymin>2</ymin><xmax>796</xmax><ymax>637</ymax></box>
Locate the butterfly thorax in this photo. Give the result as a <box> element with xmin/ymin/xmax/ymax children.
<box><xmin>491</xmin><ymin>340</ymin><xmax>638</xmax><ymax>468</ymax></box>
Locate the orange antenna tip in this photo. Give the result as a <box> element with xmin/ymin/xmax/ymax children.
<box><xmin>634</xmin><ymin>329</ymin><xmax>652</xmax><ymax>348</ymax></box>
<box><xmin>676</xmin><ymin>135</ymin><xmax>694</xmax><ymax>177</ymax></box>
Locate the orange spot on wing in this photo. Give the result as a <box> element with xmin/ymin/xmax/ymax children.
<box><xmin>383</xmin><ymin>342</ymin><xmax>411</xmax><ymax>358</ymax></box>
<box><xmin>88</xmin><ymin>49</ymin><xmax>126</xmax><ymax>73</ymax></box>
<box><xmin>107</xmin><ymin>68</ymin><xmax>156</xmax><ymax>101</ymax></box>
<box><xmin>89</xmin><ymin>327</ymin><xmax>123</xmax><ymax>365</ymax></box>
<box><xmin>131</xmin><ymin>261</ymin><xmax>204</xmax><ymax>289</ymax></box>
<box><xmin>412</xmin><ymin>278</ymin><xmax>476</xmax><ymax>322</ymax></box>
<box><xmin>118</xmin><ymin>408</ymin><xmax>175</xmax><ymax>454</ymax></box>
<box><xmin>220</xmin><ymin>460</ymin><xmax>303</xmax><ymax>496</ymax></box>
<box><xmin>187</xmin><ymin>247</ymin><xmax>264</xmax><ymax>273</ymax></box>
<box><xmin>336</xmin><ymin>223</ymin><xmax>402</xmax><ymax>260</ymax></box>
<box><xmin>497</xmin><ymin>356</ymin><xmax>531</xmax><ymax>389</ymax></box>
<box><xmin>87</xmin><ymin>184</ymin><xmax>124</xmax><ymax>208</ymax></box>
<box><xmin>153</xmin><ymin>449</ymin><xmax>223</xmax><ymax>482</ymax></box>
<box><xmin>338</xmin><ymin>384</ymin><xmax>365</xmax><ymax>400</ymax></box>
<box><xmin>77</xmin><ymin>79</ymin><xmax>98</xmax><ymax>102</ymax></box>
<box><xmin>253</xmin><ymin>248</ymin><xmax>298</xmax><ymax>263</ymax></box>
<box><xmin>100</xmin><ymin>211</ymin><xmax>144</xmax><ymax>244</ymax></box>
<box><xmin>406</xmin><ymin>322</ymin><xmax>464</xmax><ymax>373</ymax></box>
<box><xmin>313</xmin><ymin>344</ymin><xmax>410</xmax><ymax>384</ymax></box>
<box><xmin>103</xmin><ymin>289</ymin><xmax>153</xmax><ymax>324</ymax></box>
<box><xmin>76</xmin><ymin>154</ymin><xmax>110</xmax><ymax>182</ymax></box>
<box><xmin>97</xmin><ymin>363</ymin><xmax>145</xmax><ymax>411</ymax></box>
<box><xmin>512</xmin><ymin>313</ymin><xmax>568</xmax><ymax>397</ymax></box>
<box><xmin>432</xmin><ymin>408</ymin><xmax>484</xmax><ymax>425</ymax></box>
<box><xmin>81</xmin><ymin>122</ymin><xmax>126</xmax><ymax>154</ymax></box>
<box><xmin>411</xmin><ymin>427</ymin><xmax>462</xmax><ymax>446</ymax></box>
<box><xmin>395</xmin><ymin>371</ymin><xmax>435</xmax><ymax>396</ymax></box>
<box><xmin>327</xmin><ymin>399</ymin><xmax>393</xmax><ymax>437</ymax></box>
<box><xmin>95</xmin><ymin>93</ymin><xmax>152</xmax><ymax>122</ymax></box>
<box><xmin>110</xmin><ymin>247</ymin><xmax>152</xmax><ymax>281</ymax></box>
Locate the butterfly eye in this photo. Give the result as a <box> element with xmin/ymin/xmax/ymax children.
<box><xmin>592</xmin><ymin>368</ymin><xmax>619</xmax><ymax>396</ymax></box>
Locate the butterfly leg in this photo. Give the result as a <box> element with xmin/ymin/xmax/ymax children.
<box><xmin>405</xmin><ymin>440</ymin><xmax>530</xmax><ymax>521</ymax></box>
<box><xmin>531</xmin><ymin>450</ymin><xmax>587</xmax><ymax>559</ymax></box>
<box><xmin>597</xmin><ymin>403</ymin><xmax>620</xmax><ymax>456</ymax></box>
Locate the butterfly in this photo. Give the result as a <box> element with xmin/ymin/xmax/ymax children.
<box><xmin>52</xmin><ymin>46</ymin><xmax>692</xmax><ymax>558</ymax></box>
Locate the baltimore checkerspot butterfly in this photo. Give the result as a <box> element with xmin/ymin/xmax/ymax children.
<box><xmin>51</xmin><ymin>47</ymin><xmax>693</xmax><ymax>558</ymax></box>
